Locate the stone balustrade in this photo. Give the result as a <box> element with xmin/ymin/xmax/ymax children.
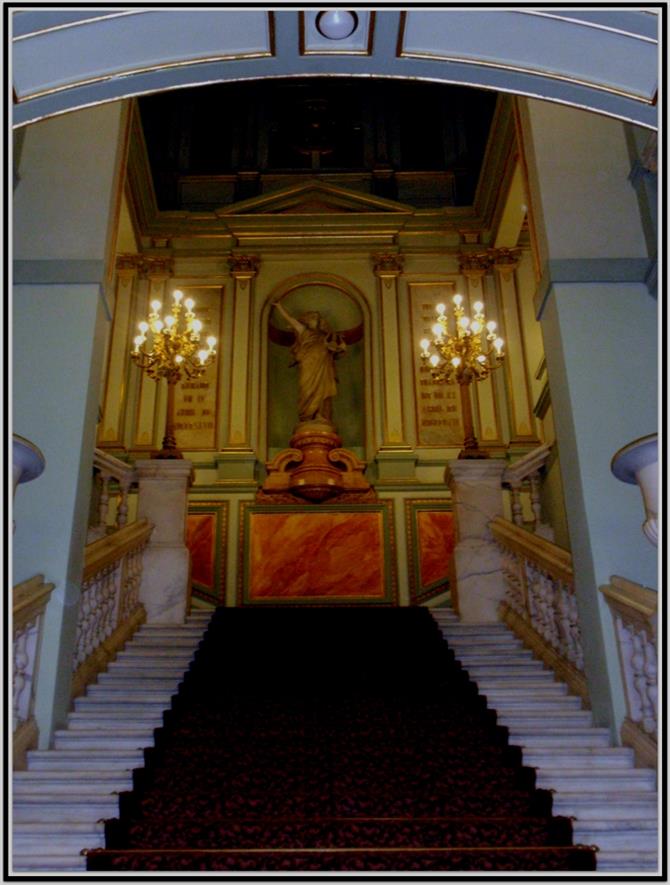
<box><xmin>87</xmin><ymin>448</ymin><xmax>137</xmax><ymax>542</ymax></box>
<box><xmin>71</xmin><ymin>519</ymin><xmax>153</xmax><ymax>698</ymax></box>
<box><xmin>501</xmin><ymin>443</ymin><xmax>554</xmax><ymax>540</ymax></box>
<box><xmin>13</xmin><ymin>575</ymin><xmax>55</xmax><ymax>768</ymax></box>
<box><xmin>491</xmin><ymin>516</ymin><xmax>589</xmax><ymax>706</ymax></box>
<box><xmin>601</xmin><ymin>576</ymin><xmax>657</xmax><ymax>768</ymax></box>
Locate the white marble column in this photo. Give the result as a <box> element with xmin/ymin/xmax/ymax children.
<box><xmin>135</xmin><ymin>460</ymin><xmax>193</xmax><ymax>623</ymax></box>
<box><xmin>445</xmin><ymin>459</ymin><xmax>507</xmax><ymax>623</ymax></box>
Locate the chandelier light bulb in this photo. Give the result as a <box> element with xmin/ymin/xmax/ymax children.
<box><xmin>471</xmin><ymin>320</ymin><xmax>482</xmax><ymax>334</ymax></box>
<box><xmin>206</xmin><ymin>336</ymin><xmax>217</xmax><ymax>348</ymax></box>
<box><xmin>473</xmin><ymin>301</ymin><xmax>484</xmax><ymax>314</ymax></box>
<box><xmin>453</xmin><ymin>294</ymin><xmax>463</xmax><ymax>307</ymax></box>
<box><xmin>429</xmin><ymin>354</ymin><xmax>440</xmax><ymax>368</ymax></box>
<box><xmin>175</xmin><ymin>354</ymin><xmax>184</xmax><ymax>364</ymax></box>
<box><xmin>151</xmin><ymin>300</ymin><xmax>162</xmax><ymax>313</ymax></box>
<box><xmin>138</xmin><ymin>321</ymin><xmax>149</xmax><ymax>333</ymax></box>
<box><xmin>432</xmin><ymin>323</ymin><xmax>443</xmax><ymax>338</ymax></box>
<box><xmin>198</xmin><ymin>350</ymin><xmax>208</xmax><ymax>364</ymax></box>
<box><xmin>164</xmin><ymin>315</ymin><xmax>176</xmax><ymax>328</ymax></box>
<box><xmin>192</xmin><ymin>319</ymin><xmax>203</xmax><ymax>333</ymax></box>
<box><xmin>420</xmin><ymin>338</ymin><xmax>430</xmax><ymax>352</ymax></box>
<box><xmin>477</xmin><ymin>354</ymin><xmax>487</xmax><ymax>364</ymax></box>
<box><xmin>486</xmin><ymin>320</ymin><xmax>497</xmax><ymax>333</ymax></box>
<box><xmin>185</xmin><ymin>298</ymin><xmax>195</xmax><ymax>311</ymax></box>
<box><xmin>173</xmin><ymin>290</ymin><xmax>183</xmax><ymax>303</ymax></box>
<box><xmin>133</xmin><ymin>335</ymin><xmax>143</xmax><ymax>348</ymax></box>
<box><xmin>154</xmin><ymin>319</ymin><xmax>164</xmax><ymax>332</ymax></box>
<box><xmin>494</xmin><ymin>337</ymin><xmax>504</xmax><ymax>353</ymax></box>
<box><xmin>451</xmin><ymin>357</ymin><xmax>462</xmax><ymax>367</ymax></box>
<box><xmin>436</xmin><ymin>303</ymin><xmax>446</xmax><ymax>316</ymax></box>
<box><xmin>459</xmin><ymin>316</ymin><xmax>470</xmax><ymax>329</ymax></box>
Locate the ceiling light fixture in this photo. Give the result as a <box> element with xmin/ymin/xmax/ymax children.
<box><xmin>316</xmin><ymin>10</ymin><xmax>358</xmax><ymax>40</ymax></box>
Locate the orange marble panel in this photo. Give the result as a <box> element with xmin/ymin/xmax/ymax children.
<box><xmin>248</xmin><ymin>511</ymin><xmax>385</xmax><ymax>599</ymax></box>
<box><xmin>417</xmin><ymin>510</ymin><xmax>455</xmax><ymax>588</ymax></box>
<box><xmin>186</xmin><ymin>513</ymin><xmax>215</xmax><ymax>589</ymax></box>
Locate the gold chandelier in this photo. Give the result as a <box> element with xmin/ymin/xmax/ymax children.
<box><xmin>420</xmin><ymin>294</ymin><xmax>504</xmax><ymax>458</ymax></box>
<box><xmin>131</xmin><ymin>289</ymin><xmax>216</xmax><ymax>458</ymax></box>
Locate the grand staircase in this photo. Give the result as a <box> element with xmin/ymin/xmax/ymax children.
<box><xmin>12</xmin><ymin>611</ymin><xmax>211</xmax><ymax>872</ymax></box>
<box><xmin>12</xmin><ymin>606</ymin><xmax>658</xmax><ymax>874</ymax></box>
<box><xmin>431</xmin><ymin>608</ymin><xmax>658</xmax><ymax>873</ymax></box>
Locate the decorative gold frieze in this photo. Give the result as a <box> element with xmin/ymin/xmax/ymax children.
<box><xmin>373</xmin><ymin>252</ymin><xmax>404</xmax><ymax>276</ymax></box>
<box><xmin>491</xmin><ymin>247</ymin><xmax>522</xmax><ymax>278</ymax></box>
<box><xmin>115</xmin><ymin>253</ymin><xmax>144</xmax><ymax>275</ymax></box>
<box><xmin>228</xmin><ymin>254</ymin><xmax>260</xmax><ymax>277</ymax></box>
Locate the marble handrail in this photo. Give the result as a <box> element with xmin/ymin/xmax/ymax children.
<box><xmin>13</xmin><ymin>574</ymin><xmax>55</xmax><ymax>768</ymax></box>
<box><xmin>601</xmin><ymin>576</ymin><xmax>657</xmax><ymax>767</ymax></box>
<box><xmin>71</xmin><ymin>519</ymin><xmax>152</xmax><ymax>698</ymax></box>
<box><xmin>88</xmin><ymin>448</ymin><xmax>137</xmax><ymax>540</ymax></box>
<box><xmin>501</xmin><ymin>443</ymin><xmax>553</xmax><ymax>537</ymax></box>
<box><xmin>491</xmin><ymin>516</ymin><xmax>589</xmax><ymax>705</ymax></box>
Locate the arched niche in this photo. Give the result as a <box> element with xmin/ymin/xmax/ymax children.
<box><xmin>265</xmin><ymin>275</ymin><xmax>369</xmax><ymax>459</ymax></box>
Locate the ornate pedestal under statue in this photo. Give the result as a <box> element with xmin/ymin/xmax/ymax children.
<box><xmin>445</xmin><ymin>459</ymin><xmax>507</xmax><ymax>622</ymax></box>
<box><xmin>135</xmin><ymin>459</ymin><xmax>193</xmax><ymax>622</ymax></box>
<box><xmin>263</xmin><ymin>419</ymin><xmax>370</xmax><ymax>503</ymax></box>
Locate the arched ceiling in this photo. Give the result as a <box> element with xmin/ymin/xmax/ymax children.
<box><xmin>11</xmin><ymin>8</ymin><xmax>658</xmax><ymax>129</ymax></box>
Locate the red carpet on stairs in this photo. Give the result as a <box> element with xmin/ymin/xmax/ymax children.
<box><xmin>85</xmin><ymin>607</ymin><xmax>596</xmax><ymax>872</ymax></box>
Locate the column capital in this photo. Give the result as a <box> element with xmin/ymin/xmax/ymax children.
<box><xmin>228</xmin><ymin>254</ymin><xmax>260</xmax><ymax>280</ymax></box>
<box><xmin>459</xmin><ymin>252</ymin><xmax>491</xmax><ymax>280</ymax></box>
<box><xmin>372</xmin><ymin>252</ymin><xmax>404</xmax><ymax>287</ymax></box>
<box><xmin>490</xmin><ymin>248</ymin><xmax>522</xmax><ymax>278</ymax></box>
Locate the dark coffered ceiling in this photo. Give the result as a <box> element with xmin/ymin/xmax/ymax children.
<box><xmin>138</xmin><ymin>78</ymin><xmax>498</xmax><ymax>212</ymax></box>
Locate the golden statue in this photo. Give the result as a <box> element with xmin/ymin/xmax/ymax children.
<box><xmin>272</xmin><ymin>302</ymin><xmax>347</xmax><ymax>423</ymax></box>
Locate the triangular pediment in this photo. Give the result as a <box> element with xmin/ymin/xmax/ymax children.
<box><xmin>215</xmin><ymin>180</ymin><xmax>415</xmax><ymax>217</ymax></box>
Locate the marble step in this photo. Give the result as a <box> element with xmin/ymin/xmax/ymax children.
<box><xmin>483</xmin><ymin>698</ymin><xmax>583</xmax><ymax>713</ymax></box>
<box><xmin>13</xmin><ymin>853</ymin><xmax>88</xmax><ymax>872</ymax></box>
<box><xmin>596</xmin><ymin>851</ymin><xmax>658</xmax><ymax>872</ymax></box>
<box><xmin>13</xmin><ymin>821</ymin><xmax>105</xmax><ymax>853</ymax></box>
<box><xmin>505</xmin><ymin>726</ymin><xmax>611</xmax><ymax>748</ymax></box>
<box><xmin>15</xmin><ymin>769</ymin><xmax>131</xmax><ymax>784</ymax></box>
<box><xmin>574</xmin><ymin>819</ymin><xmax>658</xmax><ymax>851</ymax></box>
<box><xmin>26</xmin><ymin>748</ymin><xmax>145</xmax><ymax>770</ymax></box>
<box><xmin>66</xmin><ymin>713</ymin><xmax>164</xmax><ymax>729</ymax></box>
<box><xmin>105</xmin><ymin>662</ymin><xmax>189</xmax><ymax>676</ymax></box>
<box><xmin>522</xmin><ymin>747</ymin><xmax>635</xmax><ymax>769</ymax></box>
<box><xmin>438</xmin><ymin>623</ymin><xmax>512</xmax><ymax>635</ymax></box>
<box><xmin>129</xmin><ymin>636</ymin><xmax>201</xmax><ymax>648</ymax></box>
<box><xmin>463</xmin><ymin>664</ymin><xmax>548</xmax><ymax>678</ymax></box>
<box><xmin>551</xmin><ymin>792</ymin><xmax>658</xmax><ymax>820</ymax></box>
<box><xmin>534</xmin><ymin>767</ymin><xmax>656</xmax><ymax>792</ymax></box>
<box><xmin>85</xmin><ymin>685</ymin><xmax>176</xmax><ymax>700</ymax></box>
<box><xmin>476</xmin><ymin>680</ymin><xmax>570</xmax><ymax>695</ymax></box>
<box><xmin>443</xmin><ymin>635</ymin><xmax>525</xmax><ymax>648</ymax></box>
<box><xmin>13</xmin><ymin>795</ymin><xmax>120</xmax><ymax>823</ymax></box>
<box><xmin>53</xmin><ymin>729</ymin><xmax>153</xmax><ymax>750</ymax></box>
<box><xmin>114</xmin><ymin>647</ymin><xmax>197</xmax><ymax>659</ymax></box>
<box><xmin>74</xmin><ymin>697</ymin><xmax>172</xmax><ymax>713</ymax></box>
<box><xmin>14</xmin><ymin>775</ymin><xmax>131</xmax><ymax>795</ymax></box>
<box><xmin>496</xmin><ymin>709</ymin><xmax>593</xmax><ymax>727</ymax></box>
<box><xmin>97</xmin><ymin>672</ymin><xmax>184</xmax><ymax>686</ymax></box>
<box><xmin>450</xmin><ymin>648</ymin><xmax>532</xmax><ymax>662</ymax></box>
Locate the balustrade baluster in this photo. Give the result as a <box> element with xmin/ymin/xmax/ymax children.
<box><xmin>642</xmin><ymin>633</ymin><xmax>658</xmax><ymax>734</ymax></box>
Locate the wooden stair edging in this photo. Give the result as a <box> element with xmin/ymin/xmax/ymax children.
<box><xmin>498</xmin><ymin>601</ymin><xmax>590</xmax><ymax>707</ymax></box>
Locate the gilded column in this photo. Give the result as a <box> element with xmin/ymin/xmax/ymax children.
<box><xmin>460</xmin><ymin>254</ymin><xmax>504</xmax><ymax>449</ymax></box>
<box><xmin>133</xmin><ymin>256</ymin><xmax>173</xmax><ymax>450</ymax></box>
<box><xmin>492</xmin><ymin>248</ymin><xmax>539</xmax><ymax>447</ymax></box>
<box><xmin>226</xmin><ymin>255</ymin><xmax>260</xmax><ymax>451</ymax></box>
<box><xmin>98</xmin><ymin>254</ymin><xmax>142</xmax><ymax>448</ymax></box>
<box><xmin>373</xmin><ymin>253</ymin><xmax>415</xmax><ymax>481</ymax></box>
